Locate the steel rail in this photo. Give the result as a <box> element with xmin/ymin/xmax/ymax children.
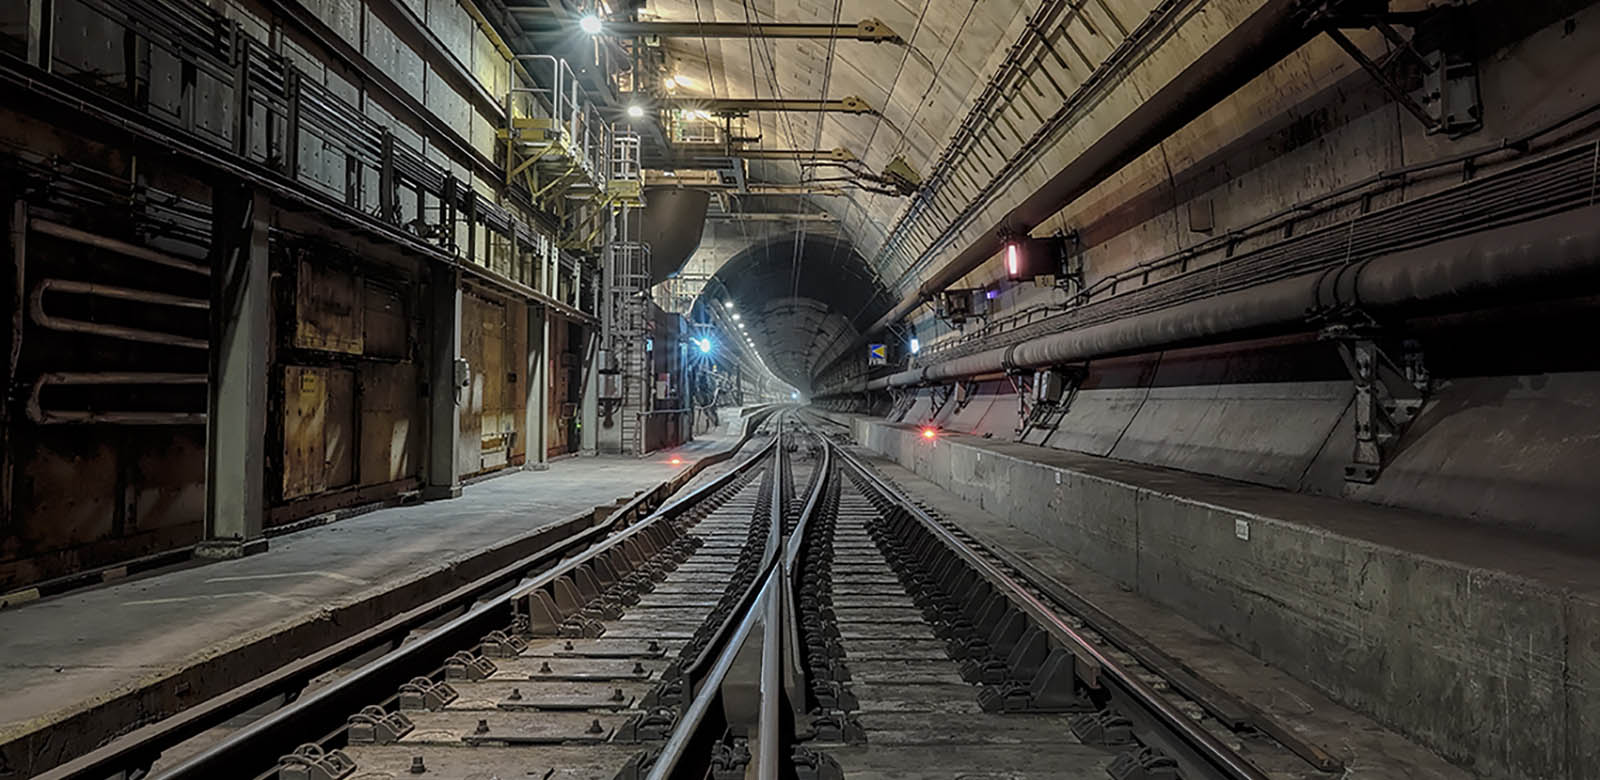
<box><xmin>161</xmin><ymin>431</ymin><xmax>781</xmax><ymax>780</ymax></box>
<box><xmin>47</xmin><ymin>410</ymin><xmax>781</xmax><ymax>780</ymax></box>
<box><xmin>826</xmin><ymin>440</ymin><xmax>1271</xmax><ymax>780</ymax></box>
<box><xmin>648</xmin><ymin>419</ymin><xmax>832</xmax><ymax>779</ymax></box>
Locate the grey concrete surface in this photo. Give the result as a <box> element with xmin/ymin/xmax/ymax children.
<box><xmin>0</xmin><ymin>420</ymin><xmax>752</xmax><ymax>749</ymax></box>
<box><xmin>842</xmin><ymin>413</ymin><xmax>1600</xmax><ymax>780</ymax></box>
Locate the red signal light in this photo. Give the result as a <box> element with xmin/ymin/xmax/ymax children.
<box><xmin>669</xmin><ymin>457</ymin><xmax>682</xmax><ymax>465</ymax></box>
<box><xmin>921</xmin><ymin>427</ymin><xmax>937</xmax><ymax>440</ymax></box>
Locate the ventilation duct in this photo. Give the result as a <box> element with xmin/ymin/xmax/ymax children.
<box><xmin>641</xmin><ymin>188</ymin><xmax>711</xmax><ymax>283</ymax></box>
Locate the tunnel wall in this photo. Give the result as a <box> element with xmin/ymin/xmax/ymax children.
<box><xmin>840</xmin><ymin>411</ymin><xmax>1600</xmax><ymax>780</ymax></box>
<box><xmin>882</xmin><ymin>3</ymin><xmax>1600</xmax><ymax>388</ymax></box>
<box><xmin>887</xmin><ymin>322</ymin><xmax>1600</xmax><ymax>545</ymax></box>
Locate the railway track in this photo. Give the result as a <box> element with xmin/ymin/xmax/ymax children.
<box><xmin>74</xmin><ymin>411</ymin><xmax>1337</xmax><ymax>780</ymax></box>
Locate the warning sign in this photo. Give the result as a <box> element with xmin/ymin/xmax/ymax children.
<box><xmin>868</xmin><ymin>343</ymin><xmax>887</xmax><ymax>365</ymax></box>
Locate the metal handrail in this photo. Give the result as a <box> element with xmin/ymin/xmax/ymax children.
<box><xmin>828</xmin><ymin>441</ymin><xmax>1270</xmax><ymax>780</ymax></box>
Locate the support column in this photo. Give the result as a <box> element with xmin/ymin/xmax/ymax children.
<box><xmin>524</xmin><ymin>302</ymin><xmax>549</xmax><ymax>470</ymax></box>
<box><xmin>3</xmin><ymin>200</ymin><xmax>26</xmax><ymax>531</ymax></box>
<box><xmin>200</xmin><ymin>185</ymin><xmax>270</xmax><ymax>559</ymax></box>
<box><xmin>580</xmin><ymin>326</ymin><xmax>599</xmax><ymax>455</ymax></box>
<box><xmin>425</xmin><ymin>262</ymin><xmax>463</xmax><ymax>499</ymax></box>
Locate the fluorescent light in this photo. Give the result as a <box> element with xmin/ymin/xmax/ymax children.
<box><xmin>909</xmin><ymin>337</ymin><xmax>920</xmax><ymax>354</ymax></box>
<box><xmin>626</xmin><ymin>105</ymin><xmax>645</xmax><ymax>119</ymax></box>
<box><xmin>723</xmin><ymin>301</ymin><xmax>734</xmax><ymax>309</ymax></box>
<box><xmin>731</xmin><ymin>313</ymin><xmax>740</xmax><ymax>320</ymax></box>
<box><xmin>579</xmin><ymin>15</ymin><xmax>602</xmax><ymax>34</ymax></box>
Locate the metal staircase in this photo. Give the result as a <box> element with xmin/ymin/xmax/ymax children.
<box><xmin>603</xmin><ymin>223</ymin><xmax>651</xmax><ymax>455</ymax></box>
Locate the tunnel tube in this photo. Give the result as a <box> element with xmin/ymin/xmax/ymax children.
<box><xmin>862</xmin><ymin>204</ymin><xmax>1600</xmax><ymax>390</ymax></box>
<box><xmin>859</xmin><ymin>0</ymin><xmax>1314</xmax><ymax>343</ymax></box>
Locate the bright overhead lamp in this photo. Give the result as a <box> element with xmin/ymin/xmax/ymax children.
<box><xmin>626</xmin><ymin>104</ymin><xmax>645</xmax><ymax>119</ymax></box>
<box><xmin>723</xmin><ymin>301</ymin><xmax>734</xmax><ymax>309</ymax></box>
<box><xmin>731</xmin><ymin>313</ymin><xmax>740</xmax><ymax>320</ymax></box>
<box><xmin>579</xmin><ymin>15</ymin><xmax>603</xmax><ymax>34</ymax></box>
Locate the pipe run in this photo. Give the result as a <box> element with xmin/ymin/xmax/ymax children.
<box><xmin>863</xmin><ymin>205</ymin><xmax>1600</xmax><ymax>391</ymax></box>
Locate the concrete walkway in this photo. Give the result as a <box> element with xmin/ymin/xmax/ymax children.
<box><xmin>0</xmin><ymin>419</ymin><xmax>754</xmax><ymax>758</ymax></box>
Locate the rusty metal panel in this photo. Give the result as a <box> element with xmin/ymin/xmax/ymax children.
<box><xmin>324</xmin><ymin>368</ymin><xmax>355</xmax><ymax>489</ymax></box>
<box><xmin>295</xmin><ymin>259</ymin><xmax>364</xmax><ymax>354</ymax></box>
<box><xmin>282</xmin><ymin>365</ymin><xmax>328</xmax><ymax>500</ymax></box>
<box><xmin>358</xmin><ymin>362</ymin><xmax>420</xmax><ymax>485</ymax></box>
<box><xmin>363</xmin><ymin>282</ymin><xmax>409</xmax><ymax>358</ymax></box>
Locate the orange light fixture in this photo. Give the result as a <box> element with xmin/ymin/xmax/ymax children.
<box><xmin>670</xmin><ymin>457</ymin><xmax>682</xmax><ymax>465</ymax></box>
<box><xmin>921</xmin><ymin>427</ymin><xmax>937</xmax><ymax>440</ymax></box>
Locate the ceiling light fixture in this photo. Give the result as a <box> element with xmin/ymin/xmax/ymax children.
<box><xmin>579</xmin><ymin>15</ymin><xmax>602</xmax><ymax>34</ymax></box>
<box><xmin>626</xmin><ymin>104</ymin><xmax>645</xmax><ymax>119</ymax></box>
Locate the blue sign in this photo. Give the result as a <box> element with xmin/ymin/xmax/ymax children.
<box><xmin>868</xmin><ymin>343</ymin><xmax>887</xmax><ymax>365</ymax></box>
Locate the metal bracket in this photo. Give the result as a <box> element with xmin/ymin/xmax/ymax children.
<box><xmin>925</xmin><ymin>384</ymin><xmax>955</xmax><ymax>422</ymax></box>
<box><xmin>887</xmin><ymin>388</ymin><xmax>916</xmax><ymax>423</ymax></box>
<box><xmin>1319</xmin><ymin>5</ymin><xmax>1481</xmax><ymax>136</ymax></box>
<box><xmin>953</xmin><ymin>379</ymin><xmax>981</xmax><ymax>412</ymax></box>
<box><xmin>1322</xmin><ymin>326</ymin><xmax>1428</xmax><ymax>483</ymax></box>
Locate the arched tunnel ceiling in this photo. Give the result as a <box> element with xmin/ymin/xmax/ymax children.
<box><xmin>648</xmin><ymin>0</ymin><xmax>1031</xmax><ymax>387</ymax></box>
<box><xmin>649</xmin><ymin>0</ymin><xmax>1028</xmax><ymax>254</ymax></box>
<box><xmin>711</xmin><ymin>232</ymin><xmax>892</xmax><ymax>392</ymax></box>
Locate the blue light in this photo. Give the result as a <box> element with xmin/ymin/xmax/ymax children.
<box><xmin>909</xmin><ymin>338</ymin><xmax>920</xmax><ymax>354</ymax></box>
<box><xmin>696</xmin><ymin>338</ymin><xmax>711</xmax><ymax>353</ymax></box>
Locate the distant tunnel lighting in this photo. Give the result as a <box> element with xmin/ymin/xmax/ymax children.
<box><xmin>732</xmin><ymin>313</ymin><xmax>740</xmax><ymax>320</ymax></box>
<box><xmin>723</xmin><ymin>301</ymin><xmax>734</xmax><ymax>309</ymax></box>
<box><xmin>921</xmin><ymin>427</ymin><xmax>937</xmax><ymax>440</ymax></box>
<box><xmin>738</xmin><ymin>324</ymin><xmax>745</xmax><ymax>330</ymax></box>
<box><xmin>626</xmin><ymin>104</ymin><xmax>645</xmax><ymax>119</ymax></box>
<box><xmin>579</xmin><ymin>15</ymin><xmax>603</xmax><ymax>34</ymax></box>
<box><xmin>909</xmin><ymin>337</ymin><xmax>920</xmax><ymax>354</ymax></box>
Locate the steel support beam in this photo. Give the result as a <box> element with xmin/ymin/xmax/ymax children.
<box><xmin>200</xmin><ymin>186</ymin><xmax>270</xmax><ymax>559</ymax></box>
<box><xmin>425</xmin><ymin>262</ymin><xmax>463</xmax><ymax>500</ymax></box>
<box><xmin>550</xmin><ymin>17</ymin><xmax>901</xmax><ymax>42</ymax></box>
<box><xmin>663</xmin><ymin>96</ymin><xmax>875</xmax><ymax>115</ymax></box>
<box><xmin>707</xmin><ymin>213</ymin><xmax>836</xmax><ymax>222</ymax></box>
<box><xmin>525</xmin><ymin>303</ymin><xmax>550</xmax><ymax>470</ymax></box>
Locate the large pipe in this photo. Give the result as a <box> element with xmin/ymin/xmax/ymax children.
<box><xmin>864</xmin><ymin>205</ymin><xmax>1600</xmax><ymax>390</ymax></box>
<box><xmin>859</xmin><ymin>0</ymin><xmax>1312</xmax><ymax>342</ymax></box>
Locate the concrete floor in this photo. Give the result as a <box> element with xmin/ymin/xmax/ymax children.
<box><xmin>0</xmin><ymin>421</ymin><xmax>754</xmax><ymax>754</ymax></box>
